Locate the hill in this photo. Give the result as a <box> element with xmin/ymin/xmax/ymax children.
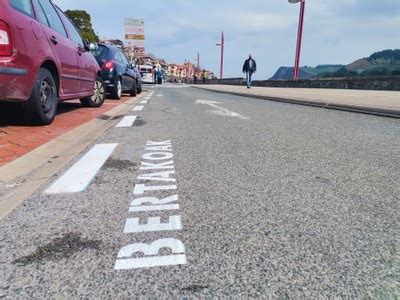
<box><xmin>269</xmin><ymin>49</ymin><xmax>400</xmax><ymax>80</ymax></box>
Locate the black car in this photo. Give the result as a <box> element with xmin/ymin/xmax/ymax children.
<box><xmin>91</xmin><ymin>43</ymin><xmax>142</xmax><ymax>99</ymax></box>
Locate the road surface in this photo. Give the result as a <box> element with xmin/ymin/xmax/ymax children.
<box><xmin>1</xmin><ymin>85</ymin><xmax>399</xmax><ymax>298</ymax></box>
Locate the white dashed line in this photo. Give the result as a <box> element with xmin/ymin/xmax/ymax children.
<box><xmin>157</xmin><ymin>94</ymin><xmax>162</xmax><ymax>97</ymax></box>
<box><xmin>132</xmin><ymin>105</ymin><xmax>144</xmax><ymax>111</ymax></box>
<box><xmin>116</xmin><ymin>116</ymin><xmax>137</xmax><ymax>128</ymax></box>
<box><xmin>44</xmin><ymin>143</ymin><xmax>118</xmax><ymax>194</ymax></box>
<box><xmin>140</xmin><ymin>100</ymin><xmax>148</xmax><ymax>104</ymax></box>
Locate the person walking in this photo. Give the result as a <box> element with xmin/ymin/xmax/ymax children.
<box><xmin>242</xmin><ymin>54</ymin><xmax>257</xmax><ymax>88</ymax></box>
<box><xmin>201</xmin><ymin>69</ymin><xmax>207</xmax><ymax>84</ymax></box>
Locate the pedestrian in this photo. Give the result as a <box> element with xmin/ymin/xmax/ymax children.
<box><xmin>242</xmin><ymin>54</ymin><xmax>257</xmax><ymax>88</ymax></box>
<box><xmin>153</xmin><ymin>65</ymin><xmax>157</xmax><ymax>84</ymax></box>
<box><xmin>201</xmin><ymin>69</ymin><xmax>207</xmax><ymax>84</ymax></box>
<box><xmin>193</xmin><ymin>74</ymin><xmax>197</xmax><ymax>84</ymax></box>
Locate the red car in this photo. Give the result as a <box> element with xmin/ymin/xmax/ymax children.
<box><xmin>0</xmin><ymin>0</ymin><xmax>105</xmax><ymax>125</ymax></box>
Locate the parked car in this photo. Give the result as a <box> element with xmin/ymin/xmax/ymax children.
<box><xmin>133</xmin><ymin>66</ymin><xmax>143</xmax><ymax>95</ymax></box>
<box><xmin>91</xmin><ymin>43</ymin><xmax>141</xmax><ymax>99</ymax></box>
<box><xmin>140</xmin><ymin>65</ymin><xmax>154</xmax><ymax>84</ymax></box>
<box><xmin>0</xmin><ymin>0</ymin><xmax>105</xmax><ymax>125</ymax></box>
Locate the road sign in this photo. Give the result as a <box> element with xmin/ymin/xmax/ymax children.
<box><xmin>125</xmin><ymin>34</ymin><xmax>145</xmax><ymax>40</ymax></box>
<box><xmin>124</xmin><ymin>18</ymin><xmax>145</xmax><ymax>48</ymax></box>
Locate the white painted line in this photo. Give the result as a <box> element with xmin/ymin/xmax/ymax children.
<box><xmin>116</xmin><ymin>115</ymin><xmax>137</xmax><ymax>128</ymax></box>
<box><xmin>132</xmin><ymin>105</ymin><xmax>144</xmax><ymax>111</ymax></box>
<box><xmin>145</xmin><ymin>97</ymin><xmax>151</xmax><ymax>99</ymax></box>
<box><xmin>196</xmin><ymin>99</ymin><xmax>248</xmax><ymax>120</ymax></box>
<box><xmin>45</xmin><ymin>143</ymin><xmax>118</xmax><ymax>194</ymax></box>
<box><xmin>157</xmin><ymin>94</ymin><xmax>162</xmax><ymax>97</ymax></box>
<box><xmin>140</xmin><ymin>100</ymin><xmax>148</xmax><ymax>104</ymax></box>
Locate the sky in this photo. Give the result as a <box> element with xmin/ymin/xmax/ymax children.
<box><xmin>55</xmin><ymin>0</ymin><xmax>400</xmax><ymax>79</ymax></box>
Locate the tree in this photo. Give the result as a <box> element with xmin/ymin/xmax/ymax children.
<box><xmin>65</xmin><ymin>10</ymin><xmax>99</xmax><ymax>42</ymax></box>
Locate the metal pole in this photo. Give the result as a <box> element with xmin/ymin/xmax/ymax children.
<box><xmin>294</xmin><ymin>0</ymin><xmax>305</xmax><ymax>80</ymax></box>
<box><xmin>197</xmin><ymin>51</ymin><xmax>200</xmax><ymax>69</ymax></box>
<box><xmin>220</xmin><ymin>31</ymin><xmax>224</xmax><ymax>79</ymax></box>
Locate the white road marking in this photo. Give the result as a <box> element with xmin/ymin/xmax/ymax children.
<box><xmin>115</xmin><ymin>238</ymin><xmax>186</xmax><ymax>269</ymax></box>
<box><xmin>124</xmin><ymin>215</ymin><xmax>182</xmax><ymax>233</ymax></box>
<box><xmin>116</xmin><ymin>115</ymin><xmax>137</xmax><ymax>127</ymax></box>
<box><xmin>115</xmin><ymin>141</ymin><xmax>187</xmax><ymax>270</ymax></box>
<box><xmin>195</xmin><ymin>99</ymin><xmax>248</xmax><ymax>119</ymax></box>
<box><xmin>44</xmin><ymin>143</ymin><xmax>118</xmax><ymax>194</ymax></box>
<box><xmin>132</xmin><ymin>105</ymin><xmax>144</xmax><ymax>111</ymax></box>
<box><xmin>157</xmin><ymin>94</ymin><xmax>162</xmax><ymax>97</ymax></box>
<box><xmin>140</xmin><ymin>100</ymin><xmax>148</xmax><ymax>104</ymax></box>
<box><xmin>133</xmin><ymin>183</ymin><xmax>177</xmax><ymax>194</ymax></box>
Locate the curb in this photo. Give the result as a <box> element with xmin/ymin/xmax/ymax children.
<box><xmin>0</xmin><ymin>92</ymin><xmax>148</xmax><ymax>219</ymax></box>
<box><xmin>193</xmin><ymin>86</ymin><xmax>400</xmax><ymax>119</ymax></box>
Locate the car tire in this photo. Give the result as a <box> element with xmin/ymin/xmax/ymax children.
<box><xmin>22</xmin><ymin>68</ymin><xmax>58</xmax><ymax>125</ymax></box>
<box><xmin>80</xmin><ymin>77</ymin><xmax>106</xmax><ymax>107</ymax></box>
<box><xmin>111</xmin><ymin>78</ymin><xmax>122</xmax><ymax>100</ymax></box>
<box><xmin>130</xmin><ymin>81</ymin><xmax>137</xmax><ymax>97</ymax></box>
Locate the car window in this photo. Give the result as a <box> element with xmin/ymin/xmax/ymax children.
<box><xmin>119</xmin><ymin>51</ymin><xmax>129</xmax><ymax>65</ymax></box>
<box><xmin>32</xmin><ymin>0</ymin><xmax>49</xmax><ymax>26</ymax></box>
<box><xmin>11</xmin><ymin>0</ymin><xmax>34</xmax><ymax>17</ymax></box>
<box><xmin>114</xmin><ymin>51</ymin><xmax>126</xmax><ymax>64</ymax></box>
<box><xmin>37</xmin><ymin>0</ymin><xmax>67</xmax><ymax>37</ymax></box>
<box><xmin>55</xmin><ymin>7</ymin><xmax>83</xmax><ymax>46</ymax></box>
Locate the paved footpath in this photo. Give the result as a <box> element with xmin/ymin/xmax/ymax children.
<box><xmin>194</xmin><ymin>84</ymin><xmax>400</xmax><ymax>117</ymax></box>
<box><xmin>0</xmin><ymin>85</ymin><xmax>398</xmax><ymax>298</ymax></box>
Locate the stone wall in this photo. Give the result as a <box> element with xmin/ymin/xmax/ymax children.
<box><xmin>193</xmin><ymin>76</ymin><xmax>400</xmax><ymax>91</ymax></box>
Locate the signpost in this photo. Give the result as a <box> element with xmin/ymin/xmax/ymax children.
<box><xmin>124</xmin><ymin>18</ymin><xmax>145</xmax><ymax>61</ymax></box>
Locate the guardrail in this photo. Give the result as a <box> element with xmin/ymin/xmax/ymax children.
<box><xmin>193</xmin><ymin>76</ymin><xmax>400</xmax><ymax>91</ymax></box>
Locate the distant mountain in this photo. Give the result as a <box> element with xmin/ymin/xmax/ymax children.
<box><xmin>269</xmin><ymin>49</ymin><xmax>400</xmax><ymax>80</ymax></box>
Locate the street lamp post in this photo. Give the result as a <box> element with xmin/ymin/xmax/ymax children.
<box><xmin>196</xmin><ymin>51</ymin><xmax>200</xmax><ymax>69</ymax></box>
<box><xmin>216</xmin><ymin>31</ymin><xmax>224</xmax><ymax>79</ymax></box>
<box><xmin>289</xmin><ymin>0</ymin><xmax>306</xmax><ymax>80</ymax></box>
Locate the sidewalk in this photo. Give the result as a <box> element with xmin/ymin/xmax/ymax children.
<box><xmin>0</xmin><ymin>97</ymin><xmax>130</xmax><ymax>166</ymax></box>
<box><xmin>194</xmin><ymin>85</ymin><xmax>400</xmax><ymax>118</ymax></box>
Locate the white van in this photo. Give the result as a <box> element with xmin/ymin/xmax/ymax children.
<box><xmin>140</xmin><ymin>65</ymin><xmax>154</xmax><ymax>84</ymax></box>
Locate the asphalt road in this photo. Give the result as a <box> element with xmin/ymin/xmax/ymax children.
<box><xmin>1</xmin><ymin>84</ymin><xmax>399</xmax><ymax>298</ymax></box>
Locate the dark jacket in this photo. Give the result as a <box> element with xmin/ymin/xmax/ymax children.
<box><xmin>242</xmin><ymin>58</ymin><xmax>257</xmax><ymax>73</ymax></box>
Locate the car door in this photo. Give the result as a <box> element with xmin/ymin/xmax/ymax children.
<box><xmin>34</xmin><ymin>0</ymin><xmax>79</xmax><ymax>95</ymax></box>
<box><xmin>115</xmin><ymin>51</ymin><xmax>133</xmax><ymax>90</ymax></box>
<box><xmin>55</xmin><ymin>7</ymin><xmax>95</xmax><ymax>94</ymax></box>
<box><xmin>121</xmin><ymin>52</ymin><xmax>136</xmax><ymax>89</ymax></box>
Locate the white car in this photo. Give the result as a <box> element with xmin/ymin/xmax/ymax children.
<box><xmin>140</xmin><ymin>65</ymin><xmax>154</xmax><ymax>84</ymax></box>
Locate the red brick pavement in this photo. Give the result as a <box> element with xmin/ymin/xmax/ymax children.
<box><xmin>0</xmin><ymin>97</ymin><xmax>130</xmax><ymax>166</ymax></box>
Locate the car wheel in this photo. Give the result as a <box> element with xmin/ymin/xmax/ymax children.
<box><xmin>80</xmin><ymin>77</ymin><xmax>106</xmax><ymax>107</ymax></box>
<box><xmin>137</xmin><ymin>82</ymin><xmax>142</xmax><ymax>94</ymax></box>
<box><xmin>130</xmin><ymin>80</ymin><xmax>137</xmax><ymax>97</ymax></box>
<box><xmin>111</xmin><ymin>78</ymin><xmax>122</xmax><ymax>100</ymax></box>
<box><xmin>23</xmin><ymin>68</ymin><xmax>58</xmax><ymax>125</ymax></box>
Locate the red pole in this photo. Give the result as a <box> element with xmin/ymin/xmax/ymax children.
<box><xmin>220</xmin><ymin>31</ymin><xmax>224</xmax><ymax>79</ymax></box>
<box><xmin>294</xmin><ymin>0</ymin><xmax>305</xmax><ymax>80</ymax></box>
